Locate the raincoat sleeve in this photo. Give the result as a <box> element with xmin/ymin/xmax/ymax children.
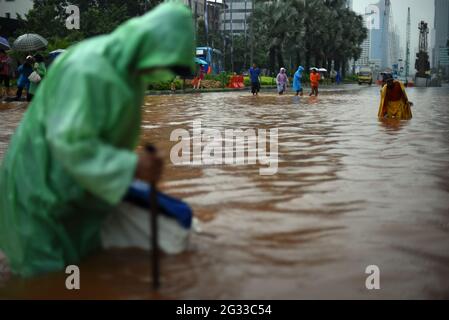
<box><xmin>378</xmin><ymin>85</ymin><xmax>387</xmax><ymax>118</ymax></box>
<box><xmin>45</xmin><ymin>65</ymin><xmax>138</xmax><ymax>205</ymax></box>
<box><xmin>399</xmin><ymin>81</ymin><xmax>409</xmax><ymax>102</ymax></box>
<box><xmin>399</xmin><ymin>81</ymin><xmax>413</xmax><ymax>119</ymax></box>
<box><xmin>39</xmin><ymin>63</ymin><xmax>46</xmax><ymax>78</ymax></box>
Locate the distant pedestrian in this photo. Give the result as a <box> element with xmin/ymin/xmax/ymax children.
<box><xmin>249</xmin><ymin>63</ymin><xmax>261</xmax><ymax>96</ymax></box>
<box><xmin>276</xmin><ymin>68</ymin><xmax>289</xmax><ymax>95</ymax></box>
<box><xmin>0</xmin><ymin>49</ymin><xmax>12</xmax><ymax>98</ymax></box>
<box><xmin>309</xmin><ymin>68</ymin><xmax>320</xmax><ymax>96</ymax></box>
<box><xmin>336</xmin><ymin>71</ymin><xmax>342</xmax><ymax>85</ymax></box>
<box><xmin>15</xmin><ymin>56</ymin><xmax>34</xmax><ymax>101</ymax></box>
<box><xmin>194</xmin><ymin>64</ymin><xmax>205</xmax><ymax>90</ymax></box>
<box><xmin>292</xmin><ymin>66</ymin><xmax>304</xmax><ymax>96</ymax></box>
<box><xmin>28</xmin><ymin>54</ymin><xmax>47</xmax><ymax>101</ymax></box>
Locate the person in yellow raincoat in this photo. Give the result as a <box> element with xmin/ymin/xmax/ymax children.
<box><xmin>378</xmin><ymin>75</ymin><xmax>413</xmax><ymax>120</ymax></box>
<box><xmin>0</xmin><ymin>2</ymin><xmax>195</xmax><ymax>277</ymax></box>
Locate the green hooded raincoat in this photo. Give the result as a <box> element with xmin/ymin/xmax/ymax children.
<box><xmin>0</xmin><ymin>2</ymin><xmax>195</xmax><ymax>277</ymax></box>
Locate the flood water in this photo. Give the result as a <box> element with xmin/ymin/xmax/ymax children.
<box><xmin>1</xmin><ymin>84</ymin><xmax>449</xmax><ymax>299</ymax></box>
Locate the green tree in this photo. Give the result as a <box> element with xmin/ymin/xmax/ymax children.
<box><xmin>17</xmin><ymin>0</ymin><xmax>163</xmax><ymax>44</ymax></box>
<box><xmin>249</xmin><ymin>0</ymin><xmax>367</xmax><ymax>75</ymax></box>
<box><xmin>250</xmin><ymin>0</ymin><xmax>299</xmax><ymax>74</ymax></box>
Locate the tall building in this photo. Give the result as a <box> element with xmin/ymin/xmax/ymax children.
<box><xmin>368</xmin><ymin>0</ymin><xmax>391</xmax><ymax>69</ymax></box>
<box><xmin>432</xmin><ymin>0</ymin><xmax>449</xmax><ymax>74</ymax></box>
<box><xmin>220</xmin><ymin>0</ymin><xmax>253</xmax><ymax>35</ymax></box>
<box><xmin>389</xmin><ymin>26</ymin><xmax>402</xmax><ymax>75</ymax></box>
<box><xmin>185</xmin><ymin>0</ymin><xmax>224</xmax><ymax>48</ymax></box>
<box><xmin>356</xmin><ymin>37</ymin><xmax>371</xmax><ymax>67</ymax></box>
<box><xmin>430</xmin><ymin>27</ymin><xmax>436</xmax><ymax>68</ymax></box>
<box><xmin>0</xmin><ymin>0</ymin><xmax>33</xmax><ymax>19</ymax></box>
<box><xmin>355</xmin><ymin>12</ymin><xmax>371</xmax><ymax>67</ymax></box>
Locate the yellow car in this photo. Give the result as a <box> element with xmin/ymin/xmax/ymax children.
<box><xmin>358</xmin><ymin>69</ymin><xmax>373</xmax><ymax>85</ymax></box>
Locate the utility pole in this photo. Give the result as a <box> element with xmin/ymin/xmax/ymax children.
<box><xmin>223</xmin><ymin>0</ymin><xmax>226</xmax><ymax>71</ymax></box>
<box><xmin>250</xmin><ymin>0</ymin><xmax>254</xmax><ymax>65</ymax></box>
<box><xmin>405</xmin><ymin>7</ymin><xmax>411</xmax><ymax>81</ymax></box>
<box><xmin>381</xmin><ymin>0</ymin><xmax>391</xmax><ymax>69</ymax></box>
<box><xmin>204</xmin><ymin>0</ymin><xmax>209</xmax><ymax>47</ymax></box>
<box><xmin>230</xmin><ymin>0</ymin><xmax>234</xmax><ymax>72</ymax></box>
<box><xmin>303</xmin><ymin>0</ymin><xmax>309</xmax><ymax>71</ymax></box>
<box><xmin>194</xmin><ymin>0</ymin><xmax>198</xmax><ymax>39</ymax></box>
<box><xmin>244</xmin><ymin>0</ymin><xmax>247</xmax><ymax>70</ymax></box>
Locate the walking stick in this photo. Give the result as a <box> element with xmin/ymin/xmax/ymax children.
<box><xmin>146</xmin><ymin>144</ymin><xmax>160</xmax><ymax>290</ymax></box>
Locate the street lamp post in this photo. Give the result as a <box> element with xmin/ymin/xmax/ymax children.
<box><xmin>230</xmin><ymin>0</ymin><xmax>234</xmax><ymax>72</ymax></box>
<box><xmin>244</xmin><ymin>0</ymin><xmax>247</xmax><ymax>70</ymax></box>
<box><xmin>223</xmin><ymin>0</ymin><xmax>226</xmax><ymax>71</ymax></box>
<box><xmin>250</xmin><ymin>0</ymin><xmax>254</xmax><ymax>66</ymax></box>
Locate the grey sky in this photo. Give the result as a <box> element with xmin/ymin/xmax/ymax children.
<box><xmin>352</xmin><ymin>0</ymin><xmax>435</xmax><ymax>57</ymax></box>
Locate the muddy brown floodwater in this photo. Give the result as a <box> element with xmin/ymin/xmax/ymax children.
<box><xmin>1</xmin><ymin>84</ymin><xmax>449</xmax><ymax>299</ymax></box>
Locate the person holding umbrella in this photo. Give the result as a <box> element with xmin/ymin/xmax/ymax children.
<box><xmin>15</xmin><ymin>56</ymin><xmax>34</xmax><ymax>101</ymax></box>
<box><xmin>309</xmin><ymin>68</ymin><xmax>321</xmax><ymax>96</ymax></box>
<box><xmin>0</xmin><ymin>2</ymin><xmax>195</xmax><ymax>278</ymax></box>
<box><xmin>10</xmin><ymin>34</ymin><xmax>49</xmax><ymax>101</ymax></box>
<box><xmin>194</xmin><ymin>64</ymin><xmax>206</xmax><ymax>90</ymax></box>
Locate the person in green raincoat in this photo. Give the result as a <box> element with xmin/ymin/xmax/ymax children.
<box><xmin>27</xmin><ymin>54</ymin><xmax>47</xmax><ymax>101</ymax></box>
<box><xmin>0</xmin><ymin>2</ymin><xmax>195</xmax><ymax>277</ymax></box>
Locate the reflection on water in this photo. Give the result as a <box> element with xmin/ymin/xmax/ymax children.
<box><xmin>1</xmin><ymin>85</ymin><xmax>449</xmax><ymax>299</ymax></box>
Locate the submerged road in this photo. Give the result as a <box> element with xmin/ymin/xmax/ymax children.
<box><xmin>1</xmin><ymin>84</ymin><xmax>449</xmax><ymax>299</ymax></box>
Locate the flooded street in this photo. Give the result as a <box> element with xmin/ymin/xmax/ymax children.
<box><xmin>1</xmin><ymin>84</ymin><xmax>449</xmax><ymax>299</ymax></box>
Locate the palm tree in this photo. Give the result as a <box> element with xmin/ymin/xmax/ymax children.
<box><xmin>252</xmin><ymin>0</ymin><xmax>299</xmax><ymax>74</ymax></box>
<box><xmin>249</xmin><ymin>0</ymin><xmax>367</xmax><ymax>75</ymax></box>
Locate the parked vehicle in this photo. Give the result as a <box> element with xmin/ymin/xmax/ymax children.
<box><xmin>358</xmin><ymin>67</ymin><xmax>373</xmax><ymax>85</ymax></box>
<box><xmin>195</xmin><ymin>47</ymin><xmax>223</xmax><ymax>75</ymax></box>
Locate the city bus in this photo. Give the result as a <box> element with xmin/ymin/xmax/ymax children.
<box><xmin>196</xmin><ymin>47</ymin><xmax>223</xmax><ymax>75</ymax></box>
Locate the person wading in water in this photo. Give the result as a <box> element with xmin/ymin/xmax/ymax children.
<box><xmin>378</xmin><ymin>75</ymin><xmax>413</xmax><ymax>120</ymax></box>
<box><xmin>0</xmin><ymin>2</ymin><xmax>195</xmax><ymax>277</ymax></box>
